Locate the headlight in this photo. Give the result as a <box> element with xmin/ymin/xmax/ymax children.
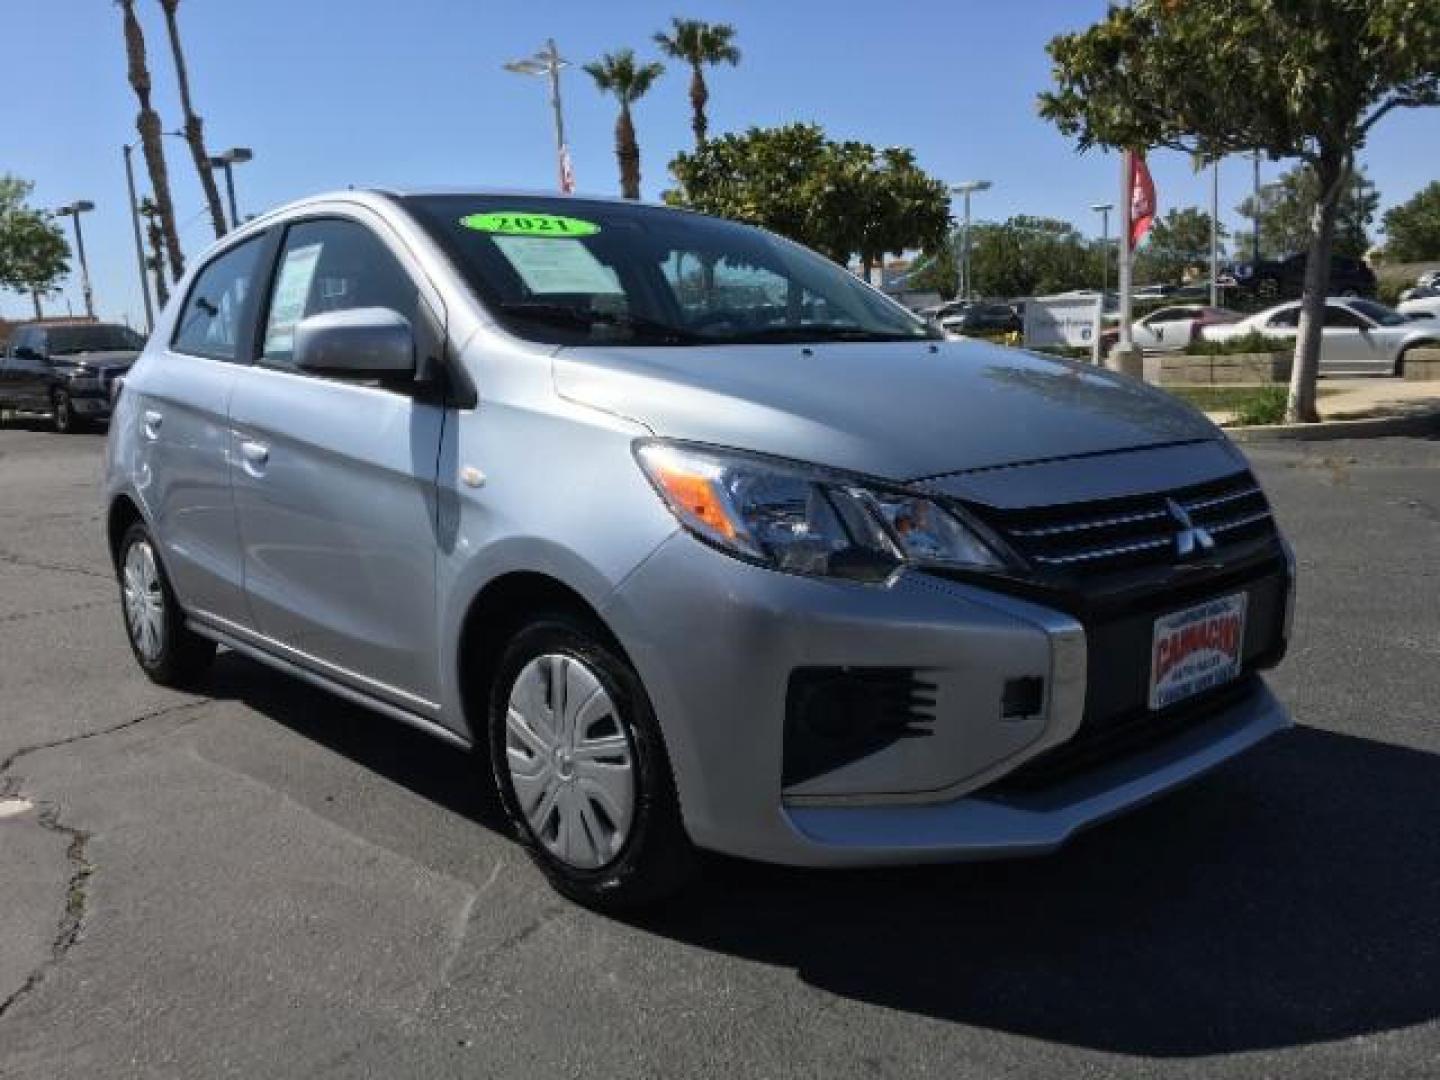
<box><xmin>634</xmin><ymin>441</ymin><xmax>1013</xmax><ymax>582</ymax></box>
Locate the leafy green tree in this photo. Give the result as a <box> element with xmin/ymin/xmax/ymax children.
<box><xmin>968</xmin><ymin>216</ymin><xmax>1095</xmax><ymax>298</ymax></box>
<box><xmin>1039</xmin><ymin>0</ymin><xmax>1440</xmax><ymax>423</ymax></box>
<box><xmin>1136</xmin><ymin>207</ymin><xmax>1225</xmax><ymax>285</ymax></box>
<box><xmin>904</xmin><ymin>231</ymin><xmax>959</xmax><ymax>299</ymax></box>
<box><xmin>1382</xmin><ymin>181</ymin><xmax>1440</xmax><ymax>262</ymax></box>
<box><xmin>652</xmin><ymin>18</ymin><xmax>740</xmax><ymax>146</ymax></box>
<box><xmin>1235</xmin><ymin>165</ymin><xmax>1379</xmax><ymax>259</ymax></box>
<box><xmin>0</xmin><ymin>176</ymin><xmax>70</xmax><ymax>318</ymax></box>
<box><xmin>667</xmin><ymin>123</ymin><xmax>950</xmax><ymax>269</ymax></box>
<box><xmin>584</xmin><ymin>50</ymin><xmax>666</xmax><ymax>200</ymax></box>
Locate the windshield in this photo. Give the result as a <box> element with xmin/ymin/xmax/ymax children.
<box><xmin>1346</xmin><ymin>299</ymin><xmax>1407</xmax><ymax>327</ymax></box>
<box><xmin>401</xmin><ymin>195</ymin><xmax>937</xmax><ymax>347</ymax></box>
<box><xmin>46</xmin><ymin>324</ymin><xmax>145</xmax><ymax>355</ymax></box>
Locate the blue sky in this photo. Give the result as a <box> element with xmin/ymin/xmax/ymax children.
<box><xmin>6</xmin><ymin>0</ymin><xmax>1439</xmax><ymax>323</ymax></box>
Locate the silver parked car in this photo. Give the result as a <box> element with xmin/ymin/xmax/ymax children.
<box><xmin>105</xmin><ymin>191</ymin><xmax>1295</xmax><ymax>908</ymax></box>
<box><xmin>1200</xmin><ymin>297</ymin><xmax>1440</xmax><ymax>375</ymax></box>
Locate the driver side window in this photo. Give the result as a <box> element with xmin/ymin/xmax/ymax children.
<box><xmin>1267</xmin><ymin>307</ymin><xmax>1301</xmax><ymax>330</ymax></box>
<box><xmin>261</xmin><ymin>218</ymin><xmax>419</xmax><ymax>369</ymax></box>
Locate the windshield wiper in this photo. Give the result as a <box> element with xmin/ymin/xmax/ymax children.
<box><xmin>494</xmin><ymin>301</ymin><xmax>705</xmax><ymax>345</ymax></box>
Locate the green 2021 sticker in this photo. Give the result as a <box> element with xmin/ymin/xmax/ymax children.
<box><xmin>460</xmin><ymin>212</ymin><xmax>601</xmax><ymax>237</ymax></box>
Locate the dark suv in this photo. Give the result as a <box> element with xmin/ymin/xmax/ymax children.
<box><xmin>1233</xmin><ymin>254</ymin><xmax>1377</xmax><ymax>302</ymax></box>
<box><xmin>0</xmin><ymin>321</ymin><xmax>144</xmax><ymax>432</ymax></box>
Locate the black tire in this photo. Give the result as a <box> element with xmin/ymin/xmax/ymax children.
<box><xmin>116</xmin><ymin>521</ymin><xmax>216</xmax><ymax>687</ymax></box>
<box><xmin>488</xmin><ymin>613</ymin><xmax>697</xmax><ymax>910</ymax></box>
<box><xmin>52</xmin><ymin>388</ymin><xmax>83</xmax><ymax>434</ymax></box>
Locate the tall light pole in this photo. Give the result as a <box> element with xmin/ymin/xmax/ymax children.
<box><xmin>55</xmin><ymin>201</ymin><xmax>97</xmax><ymax>319</ymax></box>
<box><xmin>208</xmin><ymin>147</ymin><xmax>253</xmax><ymax>231</ymax></box>
<box><xmin>505</xmin><ymin>39</ymin><xmax>573</xmax><ymax>192</ymax></box>
<box><xmin>950</xmin><ymin>180</ymin><xmax>991</xmax><ymax>300</ymax></box>
<box><xmin>1251</xmin><ymin>149</ymin><xmax>1262</xmax><ymax>265</ymax></box>
<box><xmin>121</xmin><ymin>145</ymin><xmax>155</xmax><ymax>332</ymax></box>
<box><xmin>1091</xmin><ymin>202</ymin><xmax>1114</xmax><ymax>296</ymax></box>
<box><xmin>1210</xmin><ymin>160</ymin><xmax>1221</xmax><ymax>307</ymax></box>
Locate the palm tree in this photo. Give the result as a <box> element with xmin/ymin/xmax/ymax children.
<box><xmin>158</xmin><ymin>0</ymin><xmax>227</xmax><ymax>238</ymax></box>
<box><xmin>584</xmin><ymin>50</ymin><xmax>665</xmax><ymax>200</ymax></box>
<box><xmin>138</xmin><ymin>197</ymin><xmax>170</xmax><ymax>308</ymax></box>
<box><xmin>652</xmin><ymin>18</ymin><xmax>739</xmax><ymax>146</ymax></box>
<box><xmin>118</xmin><ymin>0</ymin><xmax>184</xmax><ymax>280</ymax></box>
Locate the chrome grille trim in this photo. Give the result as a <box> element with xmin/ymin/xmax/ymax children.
<box><xmin>1032</xmin><ymin>536</ymin><xmax>1174</xmax><ymax>567</ymax></box>
<box><xmin>1010</xmin><ymin>507</ymin><xmax>1170</xmax><ymax>539</ymax></box>
<box><xmin>964</xmin><ymin>472</ymin><xmax>1278</xmax><ymax>576</ymax></box>
<box><xmin>1179</xmin><ymin>485</ymin><xmax>1265</xmax><ymax>514</ymax></box>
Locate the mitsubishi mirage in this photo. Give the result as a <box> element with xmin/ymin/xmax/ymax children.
<box><xmin>104</xmin><ymin>191</ymin><xmax>1295</xmax><ymax>908</ymax></box>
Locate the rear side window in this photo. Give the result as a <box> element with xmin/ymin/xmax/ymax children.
<box><xmin>1323</xmin><ymin>305</ymin><xmax>1368</xmax><ymax>329</ymax></box>
<box><xmin>260</xmin><ymin>218</ymin><xmax>418</xmax><ymax>368</ymax></box>
<box><xmin>1267</xmin><ymin>307</ymin><xmax>1301</xmax><ymax>329</ymax></box>
<box><xmin>173</xmin><ymin>238</ymin><xmax>263</xmax><ymax>361</ymax></box>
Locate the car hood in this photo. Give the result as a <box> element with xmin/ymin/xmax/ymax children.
<box><xmin>553</xmin><ymin>338</ymin><xmax>1217</xmax><ymax>480</ymax></box>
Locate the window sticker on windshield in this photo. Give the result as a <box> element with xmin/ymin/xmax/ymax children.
<box><xmin>493</xmin><ymin>234</ymin><xmax>622</xmax><ymax>295</ymax></box>
<box><xmin>264</xmin><ymin>242</ymin><xmax>322</xmax><ymax>355</ymax></box>
<box><xmin>460</xmin><ymin>212</ymin><xmax>601</xmax><ymax>237</ymax></box>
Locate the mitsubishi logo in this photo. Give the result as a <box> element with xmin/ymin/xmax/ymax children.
<box><xmin>1166</xmin><ymin>498</ymin><xmax>1215</xmax><ymax>560</ymax></box>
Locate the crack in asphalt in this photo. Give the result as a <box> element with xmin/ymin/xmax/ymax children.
<box><xmin>0</xmin><ymin>549</ymin><xmax>112</xmax><ymax>582</ymax></box>
<box><xmin>0</xmin><ymin>598</ymin><xmax>116</xmax><ymax>627</ymax></box>
<box><xmin>0</xmin><ymin>697</ymin><xmax>208</xmax><ymax>1023</ymax></box>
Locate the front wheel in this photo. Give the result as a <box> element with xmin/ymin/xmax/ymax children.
<box><xmin>117</xmin><ymin>522</ymin><xmax>216</xmax><ymax>686</ymax></box>
<box><xmin>52</xmin><ymin>388</ymin><xmax>82</xmax><ymax>434</ymax></box>
<box><xmin>488</xmin><ymin>614</ymin><xmax>696</xmax><ymax>910</ymax></box>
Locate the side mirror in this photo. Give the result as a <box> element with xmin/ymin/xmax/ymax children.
<box><xmin>293</xmin><ymin>307</ymin><xmax>415</xmax><ymax>378</ymax></box>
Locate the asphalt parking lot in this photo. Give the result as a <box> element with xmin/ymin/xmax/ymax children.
<box><xmin>1</xmin><ymin>421</ymin><xmax>1438</xmax><ymax>1079</ymax></box>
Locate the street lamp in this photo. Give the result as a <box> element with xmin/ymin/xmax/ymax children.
<box><xmin>950</xmin><ymin>181</ymin><xmax>991</xmax><ymax>301</ymax></box>
<box><xmin>121</xmin><ymin>145</ymin><xmax>155</xmax><ymax>332</ymax></box>
<box><xmin>54</xmin><ymin>201</ymin><xmax>97</xmax><ymax>319</ymax></box>
<box><xmin>1091</xmin><ymin>202</ymin><xmax>1114</xmax><ymax>297</ymax></box>
<box><xmin>505</xmin><ymin>39</ymin><xmax>573</xmax><ymax>193</ymax></box>
<box><xmin>208</xmin><ymin>147</ymin><xmax>253</xmax><ymax>231</ymax></box>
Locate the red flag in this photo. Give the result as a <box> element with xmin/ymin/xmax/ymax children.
<box><xmin>559</xmin><ymin>145</ymin><xmax>576</xmax><ymax>194</ymax></box>
<box><xmin>1129</xmin><ymin>152</ymin><xmax>1156</xmax><ymax>249</ymax></box>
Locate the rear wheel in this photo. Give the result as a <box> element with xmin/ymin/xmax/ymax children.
<box><xmin>117</xmin><ymin>522</ymin><xmax>216</xmax><ymax>686</ymax></box>
<box><xmin>488</xmin><ymin>614</ymin><xmax>696</xmax><ymax>910</ymax></box>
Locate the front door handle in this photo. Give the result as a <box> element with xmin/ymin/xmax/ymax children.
<box><xmin>239</xmin><ymin>439</ymin><xmax>270</xmax><ymax>475</ymax></box>
<box><xmin>142</xmin><ymin>409</ymin><xmax>163</xmax><ymax>440</ymax></box>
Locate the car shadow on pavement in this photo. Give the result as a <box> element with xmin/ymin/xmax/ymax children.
<box><xmin>206</xmin><ymin>653</ymin><xmax>1440</xmax><ymax>1058</ymax></box>
<box><xmin>634</xmin><ymin>727</ymin><xmax>1440</xmax><ymax>1057</ymax></box>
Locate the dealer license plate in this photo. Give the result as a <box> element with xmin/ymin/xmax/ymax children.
<box><xmin>1148</xmin><ymin>593</ymin><xmax>1248</xmax><ymax>710</ymax></box>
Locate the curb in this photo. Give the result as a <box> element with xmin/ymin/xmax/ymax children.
<box><xmin>1222</xmin><ymin>408</ymin><xmax>1440</xmax><ymax>443</ymax></box>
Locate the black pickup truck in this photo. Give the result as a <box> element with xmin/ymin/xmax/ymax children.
<box><xmin>0</xmin><ymin>321</ymin><xmax>144</xmax><ymax>432</ymax></box>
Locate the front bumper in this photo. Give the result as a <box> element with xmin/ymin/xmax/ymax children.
<box><xmin>70</xmin><ymin>391</ymin><xmax>112</xmax><ymax>418</ymax></box>
<box><xmin>602</xmin><ymin>531</ymin><xmax>1291</xmax><ymax>868</ymax></box>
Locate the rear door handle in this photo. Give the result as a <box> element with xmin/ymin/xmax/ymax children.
<box><xmin>142</xmin><ymin>410</ymin><xmax>163</xmax><ymax>439</ymax></box>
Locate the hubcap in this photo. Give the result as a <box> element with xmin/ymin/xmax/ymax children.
<box><xmin>504</xmin><ymin>654</ymin><xmax>635</xmax><ymax>870</ymax></box>
<box><xmin>122</xmin><ymin>540</ymin><xmax>165</xmax><ymax>662</ymax></box>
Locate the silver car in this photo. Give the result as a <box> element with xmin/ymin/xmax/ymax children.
<box><xmin>104</xmin><ymin>190</ymin><xmax>1295</xmax><ymax>908</ymax></box>
<box><xmin>1201</xmin><ymin>297</ymin><xmax>1440</xmax><ymax>375</ymax></box>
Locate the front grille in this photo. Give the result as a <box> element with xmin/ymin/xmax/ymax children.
<box><xmin>970</xmin><ymin>471</ymin><xmax>1276</xmax><ymax>577</ymax></box>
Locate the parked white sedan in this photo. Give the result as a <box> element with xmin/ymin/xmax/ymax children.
<box><xmin>1200</xmin><ymin>298</ymin><xmax>1440</xmax><ymax>375</ymax></box>
<box><xmin>1397</xmin><ymin>287</ymin><xmax>1440</xmax><ymax>321</ymax></box>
